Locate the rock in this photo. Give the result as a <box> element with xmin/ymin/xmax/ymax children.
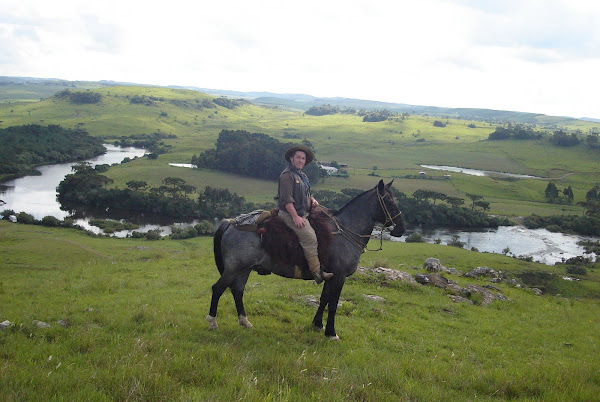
<box><xmin>363</xmin><ymin>294</ymin><xmax>385</xmax><ymax>302</ymax></box>
<box><xmin>1</xmin><ymin>320</ymin><xmax>14</xmax><ymax>330</ymax></box>
<box><xmin>358</xmin><ymin>266</ymin><xmax>418</xmax><ymax>284</ymax></box>
<box><xmin>483</xmin><ymin>284</ymin><xmax>503</xmax><ymax>292</ymax></box>
<box><xmin>463</xmin><ymin>266</ymin><xmax>506</xmax><ymax>280</ymax></box>
<box><xmin>8</xmin><ymin>215</ymin><xmax>17</xmax><ymax>223</ymax></box>
<box><xmin>57</xmin><ymin>319</ymin><xmax>69</xmax><ymax>327</ymax></box>
<box><xmin>33</xmin><ymin>320</ymin><xmax>50</xmax><ymax>328</ymax></box>
<box><xmin>448</xmin><ymin>295</ymin><xmax>473</xmax><ymax>304</ymax></box>
<box><xmin>424</xmin><ymin>258</ymin><xmax>444</xmax><ymax>272</ymax></box>
<box><xmin>303</xmin><ymin>295</ymin><xmax>320</xmax><ymax>308</ymax></box>
<box><xmin>423</xmin><ymin>258</ymin><xmax>460</xmax><ymax>275</ymax></box>
<box><xmin>530</xmin><ymin>287</ymin><xmax>543</xmax><ymax>296</ymax></box>
<box><xmin>415</xmin><ymin>274</ymin><xmax>430</xmax><ymax>285</ymax></box>
<box><xmin>463</xmin><ymin>284</ymin><xmax>509</xmax><ymax>306</ymax></box>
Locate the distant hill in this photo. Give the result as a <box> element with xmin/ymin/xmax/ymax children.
<box><xmin>0</xmin><ymin>76</ymin><xmax>584</xmax><ymax>126</ymax></box>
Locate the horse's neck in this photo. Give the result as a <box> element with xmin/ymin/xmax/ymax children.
<box><xmin>335</xmin><ymin>192</ymin><xmax>377</xmax><ymax>237</ymax></box>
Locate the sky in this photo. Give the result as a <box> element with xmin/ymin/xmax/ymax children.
<box><xmin>1</xmin><ymin>0</ymin><xmax>600</xmax><ymax>118</ymax></box>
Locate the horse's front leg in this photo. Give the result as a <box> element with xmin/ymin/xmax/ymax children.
<box><xmin>324</xmin><ymin>276</ymin><xmax>345</xmax><ymax>340</ymax></box>
<box><xmin>312</xmin><ymin>281</ymin><xmax>331</xmax><ymax>331</ymax></box>
<box><xmin>230</xmin><ymin>271</ymin><xmax>253</xmax><ymax>328</ymax></box>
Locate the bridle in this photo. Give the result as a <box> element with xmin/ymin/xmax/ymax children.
<box><xmin>330</xmin><ymin>189</ymin><xmax>402</xmax><ymax>253</ymax></box>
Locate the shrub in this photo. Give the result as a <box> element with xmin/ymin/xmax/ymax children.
<box><xmin>1</xmin><ymin>209</ymin><xmax>16</xmax><ymax>219</ymax></box>
<box><xmin>195</xmin><ymin>221</ymin><xmax>216</xmax><ymax>235</ymax></box>
<box><xmin>566</xmin><ymin>265</ymin><xmax>587</xmax><ymax>275</ymax></box>
<box><xmin>16</xmin><ymin>212</ymin><xmax>36</xmax><ymax>224</ymax></box>
<box><xmin>41</xmin><ymin>216</ymin><xmax>61</xmax><ymax>227</ymax></box>
<box><xmin>405</xmin><ymin>232</ymin><xmax>425</xmax><ymax>243</ymax></box>
<box><xmin>145</xmin><ymin>229</ymin><xmax>162</xmax><ymax>240</ymax></box>
<box><xmin>131</xmin><ymin>231</ymin><xmax>145</xmax><ymax>238</ymax></box>
<box><xmin>447</xmin><ymin>235</ymin><xmax>465</xmax><ymax>248</ymax></box>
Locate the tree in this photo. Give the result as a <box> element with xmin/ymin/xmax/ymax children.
<box><xmin>563</xmin><ymin>186</ymin><xmax>574</xmax><ymax>204</ymax></box>
<box><xmin>466</xmin><ymin>193</ymin><xmax>483</xmax><ymax>211</ymax></box>
<box><xmin>445</xmin><ymin>196</ymin><xmax>465</xmax><ymax>208</ymax></box>
<box><xmin>545</xmin><ymin>182</ymin><xmax>559</xmax><ymax>202</ymax></box>
<box><xmin>126</xmin><ymin>180</ymin><xmax>148</xmax><ymax>192</ymax></box>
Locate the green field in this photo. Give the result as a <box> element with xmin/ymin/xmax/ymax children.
<box><xmin>1</xmin><ymin>220</ymin><xmax>599</xmax><ymax>400</ymax></box>
<box><xmin>1</xmin><ymin>85</ymin><xmax>599</xmax><ymax>212</ymax></box>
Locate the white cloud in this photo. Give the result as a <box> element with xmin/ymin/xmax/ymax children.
<box><xmin>0</xmin><ymin>0</ymin><xmax>599</xmax><ymax>117</ymax></box>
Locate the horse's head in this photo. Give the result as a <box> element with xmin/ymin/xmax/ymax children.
<box><xmin>376</xmin><ymin>179</ymin><xmax>405</xmax><ymax>238</ymax></box>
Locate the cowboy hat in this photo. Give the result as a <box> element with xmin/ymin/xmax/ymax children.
<box><xmin>284</xmin><ymin>145</ymin><xmax>314</xmax><ymax>165</ymax></box>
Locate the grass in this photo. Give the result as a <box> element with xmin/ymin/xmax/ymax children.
<box><xmin>1</xmin><ymin>220</ymin><xmax>599</xmax><ymax>400</ymax></box>
<box><xmin>1</xmin><ymin>84</ymin><xmax>600</xmax><ymax>213</ymax></box>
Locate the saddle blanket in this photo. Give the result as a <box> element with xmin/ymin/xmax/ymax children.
<box><xmin>231</xmin><ymin>210</ymin><xmax>273</xmax><ymax>231</ymax></box>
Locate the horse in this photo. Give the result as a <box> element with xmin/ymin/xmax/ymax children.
<box><xmin>207</xmin><ymin>179</ymin><xmax>405</xmax><ymax>340</ymax></box>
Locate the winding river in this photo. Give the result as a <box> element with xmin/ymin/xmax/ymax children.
<box><xmin>1</xmin><ymin>153</ymin><xmax>597</xmax><ymax>265</ymax></box>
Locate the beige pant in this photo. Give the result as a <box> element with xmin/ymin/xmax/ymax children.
<box><xmin>278</xmin><ymin>211</ymin><xmax>320</xmax><ymax>275</ymax></box>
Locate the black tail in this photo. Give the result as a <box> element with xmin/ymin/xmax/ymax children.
<box><xmin>213</xmin><ymin>220</ymin><xmax>230</xmax><ymax>276</ymax></box>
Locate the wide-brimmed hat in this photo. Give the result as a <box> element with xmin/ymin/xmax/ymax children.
<box><xmin>285</xmin><ymin>145</ymin><xmax>314</xmax><ymax>165</ymax></box>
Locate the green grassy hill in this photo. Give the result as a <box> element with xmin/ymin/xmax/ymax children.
<box><xmin>1</xmin><ymin>220</ymin><xmax>599</xmax><ymax>400</ymax></box>
<box><xmin>1</xmin><ymin>84</ymin><xmax>599</xmax><ymax>214</ymax></box>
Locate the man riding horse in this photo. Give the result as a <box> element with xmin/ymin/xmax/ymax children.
<box><xmin>277</xmin><ymin>145</ymin><xmax>334</xmax><ymax>284</ymax></box>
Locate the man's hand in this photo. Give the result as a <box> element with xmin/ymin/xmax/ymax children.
<box><xmin>293</xmin><ymin>214</ymin><xmax>305</xmax><ymax>228</ymax></box>
<box><xmin>311</xmin><ymin>197</ymin><xmax>319</xmax><ymax>208</ymax></box>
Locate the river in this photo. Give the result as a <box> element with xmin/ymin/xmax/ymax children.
<box><xmin>1</xmin><ymin>151</ymin><xmax>597</xmax><ymax>265</ymax></box>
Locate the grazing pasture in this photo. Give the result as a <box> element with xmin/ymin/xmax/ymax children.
<box><xmin>1</xmin><ymin>220</ymin><xmax>599</xmax><ymax>400</ymax></box>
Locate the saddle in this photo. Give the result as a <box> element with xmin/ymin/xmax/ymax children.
<box><xmin>233</xmin><ymin>207</ymin><xmax>333</xmax><ymax>274</ymax></box>
<box><xmin>259</xmin><ymin>207</ymin><xmax>333</xmax><ymax>271</ymax></box>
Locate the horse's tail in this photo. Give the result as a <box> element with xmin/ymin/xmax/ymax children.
<box><xmin>213</xmin><ymin>220</ymin><xmax>230</xmax><ymax>276</ymax></box>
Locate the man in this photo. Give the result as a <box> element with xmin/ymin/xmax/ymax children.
<box><xmin>277</xmin><ymin>145</ymin><xmax>334</xmax><ymax>283</ymax></box>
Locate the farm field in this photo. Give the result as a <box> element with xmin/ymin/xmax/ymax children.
<box><xmin>1</xmin><ymin>85</ymin><xmax>599</xmax><ymax>213</ymax></box>
<box><xmin>1</xmin><ymin>220</ymin><xmax>599</xmax><ymax>400</ymax></box>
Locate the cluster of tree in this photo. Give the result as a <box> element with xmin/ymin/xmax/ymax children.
<box><xmin>55</xmin><ymin>90</ymin><xmax>102</xmax><ymax>104</ymax></box>
<box><xmin>56</xmin><ymin>163</ymin><xmax>254</xmax><ymax>219</ymax></box>
<box><xmin>306</xmin><ymin>104</ymin><xmax>342</xmax><ymax>116</ymax></box>
<box><xmin>544</xmin><ymin>182</ymin><xmax>574</xmax><ymax>204</ymax></box>
<box><xmin>130</xmin><ymin>95</ymin><xmax>165</xmax><ymax>105</ymax></box>
<box><xmin>488</xmin><ymin>125</ymin><xmax>543</xmax><ymax>140</ymax></box>
<box><xmin>0</xmin><ymin>124</ymin><xmax>105</xmax><ymax>174</ymax></box>
<box><xmin>361</xmin><ymin>109</ymin><xmax>392</xmax><ymax>122</ymax></box>
<box><xmin>433</xmin><ymin>120</ymin><xmax>446</xmax><ymax>127</ymax></box>
<box><xmin>523</xmin><ymin>214</ymin><xmax>600</xmax><ymax>236</ymax></box>
<box><xmin>550</xmin><ymin>130</ymin><xmax>580</xmax><ymax>147</ymax></box>
<box><xmin>110</xmin><ymin>132</ymin><xmax>176</xmax><ymax>155</ymax></box>
<box><xmin>582</xmin><ymin>185</ymin><xmax>600</xmax><ymax>218</ymax></box>
<box><xmin>312</xmin><ymin>187</ymin><xmax>506</xmax><ymax>229</ymax></box>
<box><xmin>192</xmin><ymin>130</ymin><xmax>323</xmax><ymax>183</ymax></box>
<box><xmin>212</xmin><ymin>97</ymin><xmax>247</xmax><ymax>109</ymax></box>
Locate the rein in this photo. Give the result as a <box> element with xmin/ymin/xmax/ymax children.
<box><xmin>329</xmin><ymin>191</ymin><xmax>401</xmax><ymax>253</ymax></box>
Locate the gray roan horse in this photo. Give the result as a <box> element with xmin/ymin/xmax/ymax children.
<box><xmin>207</xmin><ymin>180</ymin><xmax>405</xmax><ymax>340</ymax></box>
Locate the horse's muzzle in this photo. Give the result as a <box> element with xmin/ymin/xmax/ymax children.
<box><xmin>390</xmin><ymin>224</ymin><xmax>405</xmax><ymax>238</ymax></box>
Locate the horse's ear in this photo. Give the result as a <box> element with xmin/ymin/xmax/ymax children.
<box><xmin>377</xmin><ymin>179</ymin><xmax>385</xmax><ymax>194</ymax></box>
<box><xmin>385</xmin><ymin>180</ymin><xmax>394</xmax><ymax>190</ymax></box>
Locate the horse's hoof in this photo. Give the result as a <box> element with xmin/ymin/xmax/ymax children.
<box><xmin>206</xmin><ymin>315</ymin><xmax>218</xmax><ymax>330</ymax></box>
<box><xmin>312</xmin><ymin>324</ymin><xmax>324</xmax><ymax>332</ymax></box>
<box><xmin>238</xmin><ymin>315</ymin><xmax>253</xmax><ymax>328</ymax></box>
<box><xmin>328</xmin><ymin>335</ymin><xmax>340</xmax><ymax>341</ymax></box>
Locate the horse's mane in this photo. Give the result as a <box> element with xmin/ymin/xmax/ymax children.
<box><xmin>334</xmin><ymin>188</ymin><xmax>373</xmax><ymax>217</ymax></box>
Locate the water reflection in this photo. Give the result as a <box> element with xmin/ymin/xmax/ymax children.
<box><xmin>0</xmin><ymin>145</ymin><xmax>145</xmax><ymax>220</ymax></box>
<box><xmin>389</xmin><ymin>225</ymin><xmax>596</xmax><ymax>265</ymax></box>
<box><xmin>420</xmin><ymin>164</ymin><xmax>541</xmax><ymax>179</ymax></box>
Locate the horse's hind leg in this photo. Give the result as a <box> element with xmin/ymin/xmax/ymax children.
<box><xmin>312</xmin><ymin>281</ymin><xmax>331</xmax><ymax>331</ymax></box>
<box><xmin>207</xmin><ymin>275</ymin><xmax>234</xmax><ymax>330</ymax></box>
<box><xmin>230</xmin><ymin>270</ymin><xmax>253</xmax><ymax>328</ymax></box>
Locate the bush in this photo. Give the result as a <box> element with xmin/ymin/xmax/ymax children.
<box><xmin>195</xmin><ymin>221</ymin><xmax>216</xmax><ymax>235</ymax></box>
<box><xmin>447</xmin><ymin>235</ymin><xmax>465</xmax><ymax>248</ymax></box>
<box><xmin>16</xmin><ymin>212</ymin><xmax>36</xmax><ymax>224</ymax></box>
<box><xmin>131</xmin><ymin>231</ymin><xmax>145</xmax><ymax>238</ymax></box>
<box><xmin>145</xmin><ymin>229</ymin><xmax>162</xmax><ymax>240</ymax></box>
<box><xmin>404</xmin><ymin>232</ymin><xmax>425</xmax><ymax>243</ymax></box>
<box><xmin>41</xmin><ymin>216</ymin><xmax>61</xmax><ymax>227</ymax></box>
<box><xmin>171</xmin><ymin>226</ymin><xmax>198</xmax><ymax>239</ymax></box>
<box><xmin>1</xmin><ymin>209</ymin><xmax>16</xmax><ymax>219</ymax></box>
<box><xmin>566</xmin><ymin>265</ymin><xmax>587</xmax><ymax>275</ymax></box>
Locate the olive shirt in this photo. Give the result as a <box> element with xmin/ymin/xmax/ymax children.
<box><xmin>277</xmin><ymin>165</ymin><xmax>311</xmax><ymax>216</ymax></box>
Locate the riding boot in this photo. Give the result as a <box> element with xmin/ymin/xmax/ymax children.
<box><xmin>308</xmin><ymin>256</ymin><xmax>333</xmax><ymax>283</ymax></box>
